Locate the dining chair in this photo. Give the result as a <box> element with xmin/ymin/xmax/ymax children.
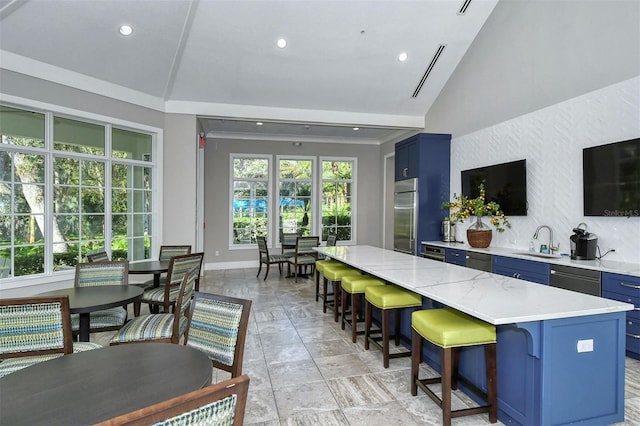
<box><xmin>70</xmin><ymin>260</ymin><xmax>131</xmax><ymax>337</ymax></box>
<box><xmin>139</xmin><ymin>244</ymin><xmax>193</xmax><ymax>289</ymax></box>
<box><xmin>184</xmin><ymin>292</ymin><xmax>252</xmax><ymax>378</ymax></box>
<box><xmin>94</xmin><ymin>374</ymin><xmax>250</xmax><ymax>426</ymax></box>
<box><xmin>109</xmin><ymin>265</ymin><xmax>198</xmax><ymax>345</ymax></box>
<box><xmin>0</xmin><ymin>296</ymin><xmax>101</xmax><ymax>377</ymax></box>
<box><xmin>280</xmin><ymin>231</ymin><xmax>298</xmax><ymax>256</ymax></box>
<box><xmin>141</xmin><ymin>252</ymin><xmax>204</xmax><ymax>313</ymax></box>
<box><xmin>287</xmin><ymin>236</ymin><xmax>320</xmax><ymax>282</ymax></box>
<box><xmin>256</xmin><ymin>236</ymin><xmax>289</xmax><ymax>280</ymax></box>
<box><xmin>86</xmin><ymin>250</ymin><xmax>110</xmax><ymax>262</ymax></box>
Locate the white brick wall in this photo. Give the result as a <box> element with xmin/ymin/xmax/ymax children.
<box><xmin>450</xmin><ymin>77</ymin><xmax>640</xmax><ymax>264</ymax></box>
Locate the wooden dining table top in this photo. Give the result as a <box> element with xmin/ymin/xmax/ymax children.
<box><xmin>0</xmin><ymin>343</ymin><xmax>212</xmax><ymax>425</ymax></box>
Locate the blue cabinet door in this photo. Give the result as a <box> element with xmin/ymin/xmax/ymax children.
<box><xmin>492</xmin><ymin>255</ymin><xmax>550</xmax><ymax>285</ymax></box>
<box><xmin>445</xmin><ymin>248</ymin><xmax>466</xmax><ymax>266</ymax></box>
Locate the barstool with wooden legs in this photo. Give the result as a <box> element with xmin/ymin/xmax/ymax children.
<box><xmin>340</xmin><ymin>275</ymin><xmax>385</xmax><ymax>343</ymax></box>
<box><xmin>364</xmin><ymin>285</ymin><xmax>422</xmax><ymax>368</ymax></box>
<box><xmin>321</xmin><ymin>263</ymin><xmax>362</xmax><ymax>321</ymax></box>
<box><xmin>314</xmin><ymin>258</ymin><xmax>337</xmax><ymax>302</ymax></box>
<box><xmin>411</xmin><ymin>308</ymin><xmax>497</xmax><ymax>426</ymax></box>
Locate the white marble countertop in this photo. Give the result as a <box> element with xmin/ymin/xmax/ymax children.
<box><xmin>317</xmin><ymin>245</ymin><xmax>633</xmax><ymax>325</ymax></box>
<box><xmin>421</xmin><ymin>241</ymin><xmax>640</xmax><ymax>277</ymax></box>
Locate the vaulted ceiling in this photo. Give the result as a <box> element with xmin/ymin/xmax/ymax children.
<box><xmin>0</xmin><ymin>0</ymin><xmax>498</xmax><ymax>143</ymax></box>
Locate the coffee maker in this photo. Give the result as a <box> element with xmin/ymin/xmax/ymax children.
<box><xmin>570</xmin><ymin>223</ymin><xmax>598</xmax><ymax>260</ymax></box>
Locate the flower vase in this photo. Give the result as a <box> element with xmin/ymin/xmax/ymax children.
<box><xmin>467</xmin><ymin>216</ymin><xmax>493</xmax><ymax>248</ymax></box>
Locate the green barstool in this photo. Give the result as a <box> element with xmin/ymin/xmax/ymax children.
<box><xmin>364</xmin><ymin>285</ymin><xmax>421</xmax><ymax>368</ymax></box>
<box><xmin>321</xmin><ymin>263</ymin><xmax>362</xmax><ymax>321</ymax></box>
<box><xmin>341</xmin><ymin>275</ymin><xmax>385</xmax><ymax>343</ymax></box>
<box><xmin>411</xmin><ymin>308</ymin><xmax>497</xmax><ymax>426</ymax></box>
<box><xmin>314</xmin><ymin>258</ymin><xmax>337</xmax><ymax>302</ymax></box>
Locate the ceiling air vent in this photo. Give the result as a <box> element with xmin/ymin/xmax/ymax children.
<box><xmin>411</xmin><ymin>44</ymin><xmax>446</xmax><ymax>98</ymax></box>
<box><xmin>458</xmin><ymin>0</ymin><xmax>472</xmax><ymax>15</ymax></box>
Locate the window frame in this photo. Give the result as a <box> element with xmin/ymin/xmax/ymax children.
<box><xmin>319</xmin><ymin>156</ymin><xmax>357</xmax><ymax>244</ymax></box>
<box><xmin>228</xmin><ymin>153</ymin><xmax>272</xmax><ymax>249</ymax></box>
<box><xmin>0</xmin><ymin>99</ymin><xmax>162</xmax><ymax>290</ymax></box>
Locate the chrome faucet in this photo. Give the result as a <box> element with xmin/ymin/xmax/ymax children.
<box><xmin>533</xmin><ymin>225</ymin><xmax>559</xmax><ymax>253</ymax></box>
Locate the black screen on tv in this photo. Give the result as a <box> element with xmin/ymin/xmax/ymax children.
<box><xmin>583</xmin><ymin>138</ymin><xmax>640</xmax><ymax>217</ymax></box>
<box><xmin>461</xmin><ymin>159</ymin><xmax>527</xmax><ymax>216</ymax></box>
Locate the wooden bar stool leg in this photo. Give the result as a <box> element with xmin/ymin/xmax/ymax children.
<box><xmin>382</xmin><ymin>309</ymin><xmax>390</xmax><ymax>368</ymax></box>
<box><xmin>442</xmin><ymin>347</ymin><xmax>453</xmax><ymax>426</ymax></box>
<box><xmin>364</xmin><ymin>300</ymin><xmax>372</xmax><ymax>350</ymax></box>
<box><xmin>394</xmin><ymin>309</ymin><xmax>401</xmax><ymax>346</ymax></box>
<box><xmin>411</xmin><ymin>328</ymin><xmax>421</xmax><ymax>396</ymax></box>
<box><xmin>486</xmin><ymin>343</ymin><xmax>498</xmax><ymax>423</ymax></box>
<box><xmin>351</xmin><ymin>293</ymin><xmax>360</xmax><ymax>343</ymax></box>
<box><xmin>341</xmin><ymin>287</ymin><xmax>348</xmax><ymax>330</ymax></box>
<box><xmin>315</xmin><ymin>269</ymin><xmax>321</xmax><ymax>302</ymax></box>
<box><xmin>322</xmin><ymin>277</ymin><xmax>329</xmax><ymax>313</ymax></box>
<box><xmin>452</xmin><ymin>348</ymin><xmax>460</xmax><ymax>390</ymax></box>
<box><xmin>334</xmin><ymin>281</ymin><xmax>341</xmax><ymax>322</ymax></box>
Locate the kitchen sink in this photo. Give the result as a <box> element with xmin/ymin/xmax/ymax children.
<box><xmin>512</xmin><ymin>250</ymin><xmax>562</xmax><ymax>259</ymax></box>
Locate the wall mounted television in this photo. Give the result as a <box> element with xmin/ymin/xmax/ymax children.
<box><xmin>461</xmin><ymin>159</ymin><xmax>527</xmax><ymax>216</ymax></box>
<box><xmin>583</xmin><ymin>138</ymin><xmax>640</xmax><ymax>217</ymax></box>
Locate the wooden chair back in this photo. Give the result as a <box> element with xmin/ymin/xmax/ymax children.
<box><xmin>162</xmin><ymin>253</ymin><xmax>204</xmax><ymax>308</ymax></box>
<box><xmin>95</xmin><ymin>375</ymin><xmax>250</xmax><ymax>426</ymax></box>
<box><xmin>0</xmin><ymin>296</ymin><xmax>74</xmax><ymax>359</ymax></box>
<box><xmin>184</xmin><ymin>292</ymin><xmax>252</xmax><ymax>378</ymax></box>
<box><xmin>326</xmin><ymin>233</ymin><xmax>338</xmax><ymax>247</ymax></box>
<box><xmin>158</xmin><ymin>245</ymin><xmax>192</xmax><ymax>262</ymax></box>
<box><xmin>74</xmin><ymin>260</ymin><xmax>129</xmax><ymax>288</ymax></box>
<box><xmin>86</xmin><ymin>250</ymin><xmax>110</xmax><ymax>262</ymax></box>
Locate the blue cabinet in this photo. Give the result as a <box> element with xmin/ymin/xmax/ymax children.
<box><xmin>445</xmin><ymin>248</ymin><xmax>466</xmax><ymax>266</ymax></box>
<box><xmin>602</xmin><ymin>272</ymin><xmax>640</xmax><ymax>359</ymax></box>
<box><xmin>394</xmin><ymin>133</ymin><xmax>451</xmax><ymax>245</ymax></box>
<box><xmin>492</xmin><ymin>255</ymin><xmax>550</xmax><ymax>285</ymax></box>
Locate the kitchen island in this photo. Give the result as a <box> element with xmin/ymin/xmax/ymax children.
<box><xmin>316</xmin><ymin>245</ymin><xmax>633</xmax><ymax>426</ymax></box>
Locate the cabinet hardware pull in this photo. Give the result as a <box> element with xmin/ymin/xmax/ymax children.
<box><xmin>626</xmin><ymin>333</ymin><xmax>640</xmax><ymax>339</ymax></box>
<box><xmin>620</xmin><ymin>282</ymin><xmax>640</xmax><ymax>289</ymax></box>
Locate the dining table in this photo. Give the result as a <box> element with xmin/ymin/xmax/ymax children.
<box><xmin>128</xmin><ymin>259</ymin><xmax>169</xmax><ymax>288</ymax></box>
<box><xmin>38</xmin><ymin>285</ymin><xmax>143</xmax><ymax>342</ymax></box>
<box><xmin>0</xmin><ymin>343</ymin><xmax>212</xmax><ymax>425</ymax></box>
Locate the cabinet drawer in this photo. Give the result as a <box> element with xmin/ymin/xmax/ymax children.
<box><xmin>445</xmin><ymin>248</ymin><xmax>466</xmax><ymax>266</ymax></box>
<box><xmin>492</xmin><ymin>255</ymin><xmax>550</xmax><ymax>285</ymax></box>
<box><xmin>602</xmin><ymin>272</ymin><xmax>640</xmax><ymax>298</ymax></box>
<box><xmin>602</xmin><ymin>290</ymin><xmax>639</xmax><ymax>311</ymax></box>
<box><xmin>626</xmin><ymin>317</ymin><xmax>640</xmax><ymax>354</ymax></box>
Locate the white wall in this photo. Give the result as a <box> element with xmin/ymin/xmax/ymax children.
<box><xmin>449</xmin><ymin>77</ymin><xmax>640</xmax><ymax>263</ymax></box>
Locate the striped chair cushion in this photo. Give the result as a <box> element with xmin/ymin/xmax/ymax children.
<box><xmin>109</xmin><ymin>314</ymin><xmax>189</xmax><ymax>344</ymax></box>
<box><xmin>142</xmin><ymin>285</ymin><xmax>182</xmax><ymax>304</ymax></box>
<box><xmin>76</xmin><ymin>264</ymin><xmax>126</xmax><ymax>287</ymax></box>
<box><xmin>159</xmin><ymin>247</ymin><xmax>191</xmax><ymax>261</ymax></box>
<box><xmin>187</xmin><ymin>299</ymin><xmax>243</xmax><ymax>367</ymax></box>
<box><xmin>288</xmin><ymin>255</ymin><xmax>316</xmax><ymax>265</ymax></box>
<box><xmin>70</xmin><ymin>307</ymin><xmax>127</xmax><ymax>331</ymax></box>
<box><xmin>156</xmin><ymin>394</ymin><xmax>238</xmax><ymax>426</ymax></box>
<box><xmin>263</xmin><ymin>254</ymin><xmax>289</xmax><ymax>263</ymax></box>
<box><xmin>0</xmin><ymin>342</ymin><xmax>101</xmax><ymax>377</ymax></box>
<box><xmin>0</xmin><ymin>302</ymin><xmax>65</xmax><ymax>354</ymax></box>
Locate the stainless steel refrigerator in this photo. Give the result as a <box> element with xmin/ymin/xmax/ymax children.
<box><xmin>394</xmin><ymin>178</ymin><xmax>418</xmax><ymax>255</ymax></box>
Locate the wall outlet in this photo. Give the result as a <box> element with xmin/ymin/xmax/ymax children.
<box><xmin>577</xmin><ymin>339</ymin><xmax>594</xmax><ymax>353</ymax></box>
<box><xmin>215</xmin><ymin>250</ymin><xmax>219</xmax><ymax>257</ymax></box>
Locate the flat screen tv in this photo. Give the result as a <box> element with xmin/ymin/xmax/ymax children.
<box><xmin>583</xmin><ymin>138</ymin><xmax>640</xmax><ymax>217</ymax></box>
<box><xmin>461</xmin><ymin>159</ymin><xmax>527</xmax><ymax>216</ymax></box>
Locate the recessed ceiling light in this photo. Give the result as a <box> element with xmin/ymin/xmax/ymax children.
<box><xmin>276</xmin><ymin>38</ymin><xmax>287</xmax><ymax>49</ymax></box>
<box><xmin>119</xmin><ymin>25</ymin><xmax>133</xmax><ymax>36</ymax></box>
<box><xmin>353</xmin><ymin>127</ymin><xmax>360</xmax><ymax>131</ymax></box>
<box><xmin>256</xmin><ymin>122</ymin><xmax>263</xmax><ymax>126</ymax></box>
<box><xmin>398</xmin><ymin>52</ymin><xmax>408</xmax><ymax>62</ymax></box>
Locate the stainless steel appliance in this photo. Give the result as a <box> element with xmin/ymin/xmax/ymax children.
<box><xmin>394</xmin><ymin>178</ymin><xmax>418</xmax><ymax>255</ymax></box>
<box><xmin>550</xmin><ymin>265</ymin><xmax>601</xmax><ymax>296</ymax></box>
<box><xmin>466</xmin><ymin>251</ymin><xmax>492</xmax><ymax>272</ymax></box>
<box><xmin>422</xmin><ymin>244</ymin><xmax>445</xmax><ymax>261</ymax></box>
<box><xmin>441</xmin><ymin>219</ymin><xmax>456</xmax><ymax>242</ymax></box>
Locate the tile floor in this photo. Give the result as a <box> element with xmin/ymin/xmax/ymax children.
<box><xmin>96</xmin><ymin>268</ymin><xmax>640</xmax><ymax>425</ymax></box>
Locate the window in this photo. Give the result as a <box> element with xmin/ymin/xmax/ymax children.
<box><xmin>0</xmin><ymin>105</ymin><xmax>157</xmax><ymax>280</ymax></box>
<box><xmin>321</xmin><ymin>158</ymin><xmax>355</xmax><ymax>242</ymax></box>
<box><xmin>278</xmin><ymin>157</ymin><xmax>314</xmax><ymax>238</ymax></box>
<box><xmin>230</xmin><ymin>155</ymin><xmax>270</xmax><ymax>246</ymax></box>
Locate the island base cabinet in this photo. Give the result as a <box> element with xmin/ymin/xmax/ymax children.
<box><xmin>416</xmin><ymin>313</ymin><xmax>627</xmax><ymax>426</ymax></box>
